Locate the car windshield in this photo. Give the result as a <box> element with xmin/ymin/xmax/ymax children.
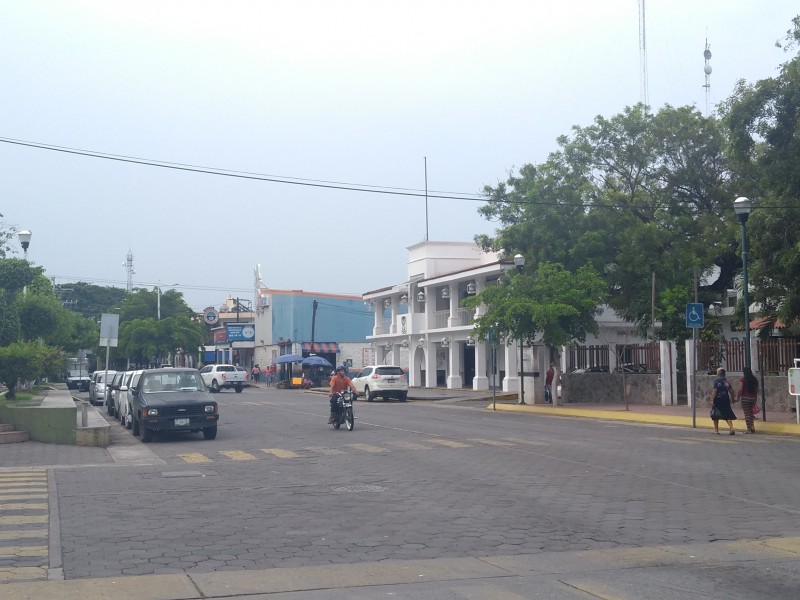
<box><xmin>142</xmin><ymin>372</ymin><xmax>205</xmax><ymax>393</ymax></box>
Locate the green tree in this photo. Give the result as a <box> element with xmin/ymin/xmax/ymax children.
<box><xmin>115</xmin><ymin>289</ymin><xmax>203</xmax><ymax>366</ymax></box>
<box><xmin>478</xmin><ymin>104</ymin><xmax>737</xmax><ymax>337</ymax></box>
<box><xmin>721</xmin><ymin>16</ymin><xmax>800</xmax><ymax>330</ymax></box>
<box><xmin>55</xmin><ymin>282</ymin><xmax>128</xmax><ymax>321</ymax></box>
<box><xmin>0</xmin><ymin>217</ymin><xmax>16</xmax><ymax>259</ymax></box>
<box><xmin>462</xmin><ymin>261</ymin><xmax>607</xmax><ymax>354</ymax></box>
<box><xmin>0</xmin><ymin>341</ymin><xmax>61</xmax><ymax>399</ymax></box>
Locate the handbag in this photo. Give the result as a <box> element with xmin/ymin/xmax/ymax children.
<box><xmin>752</xmin><ymin>403</ymin><xmax>760</xmax><ymax>415</ymax></box>
<box><xmin>710</xmin><ymin>406</ymin><xmax>722</xmax><ymax>420</ymax></box>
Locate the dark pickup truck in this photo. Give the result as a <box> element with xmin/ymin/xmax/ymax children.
<box><xmin>129</xmin><ymin>368</ymin><xmax>219</xmax><ymax>443</ymax></box>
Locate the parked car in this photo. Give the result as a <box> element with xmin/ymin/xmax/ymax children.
<box><xmin>199</xmin><ymin>364</ymin><xmax>247</xmax><ymax>393</ymax></box>
<box><xmin>569</xmin><ymin>366</ymin><xmax>610</xmax><ymax>374</ymax></box>
<box><xmin>129</xmin><ymin>368</ymin><xmax>218</xmax><ymax>442</ymax></box>
<box><xmin>88</xmin><ymin>370</ymin><xmax>117</xmax><ymax>406</ymax></box>
<box><xmin>105</xmin><ymin>371</ymin><xmax>126</xmax><ymax>416</ymax></box>
<box><xmin>351</xmin><ymin>365</ymin><xmax>408</xmax><ymax>402</ymax></box>
<box><xmin>117</xmin><ymin>370</ymin><xmax>144</xmax><ymax>429</ymax></box>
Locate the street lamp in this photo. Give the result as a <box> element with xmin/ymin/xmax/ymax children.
<box><xmin>18</xmin><ymin>230</ymin><xmax>32</xmax><ymax>260</ymax></box>
<box><xmin>733</xmin><ymin>197</ymin><xmax>752</xmax><ymax>370</ymax></box>
<box><xmin>156</xmin><ymin>283</ymin><xmax>180</xmax><ymax>320</ymax></box>
<box><xmin>513</xmin><ymin>254</ymin><xmax>526</xmax><ymax>404</ymax></box>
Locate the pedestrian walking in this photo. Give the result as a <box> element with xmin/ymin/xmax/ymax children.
<box><xmin>265</xmin><ymin>365</ymin><xmax>274</xmax><ymax>387</ymax></box>
<box><xmin>738</xmin><ymin>366</ymin><xmax>759</xmax><ymax>434</ymax></box>
<box><xmin>710</xmin><ymin>367</ymin><xmax>737</xmax><ymax>435</ymax></box>
<box><xmin>251</xmin><ymin>364</ymin><xmax>261</xmax><ymax>383</ymax></box>
<box><xmin>544</xmin><ymin>363</ymin><xmax>555</xmax><ymax>404</ymax></box>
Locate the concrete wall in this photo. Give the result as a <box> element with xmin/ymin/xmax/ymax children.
<box><xmin>0</xmin><ymin>391</ymin><xmax>76</xmax><ymax>444</ymax></box>
<box><xmin>560</xmin><ymin>373</ymin><xmax>662</xmax><ymax>405</ymax></box>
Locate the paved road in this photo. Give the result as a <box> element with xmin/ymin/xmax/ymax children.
<box><xmin>2</xmin><ymin>385</ymin><xmax>800</xmax><ymax>598</ymax></box>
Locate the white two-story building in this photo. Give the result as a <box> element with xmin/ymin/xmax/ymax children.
<box><xmin>364</xmin><ymin>241</ymin><xmax>655</xmax><ymax>402</ymax></box>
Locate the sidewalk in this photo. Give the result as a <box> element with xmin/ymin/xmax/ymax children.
<box><xmin>305</xmin><ymin>385</ymin><xmax>800</xmax><ymax>436</ymax></box>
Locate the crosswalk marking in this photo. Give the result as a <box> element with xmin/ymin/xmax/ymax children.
<box><xmin>0</xmin><ymin>482</ymin><xmax>48</xmax><ymax>489</ymax></box>
<box><xmin>0</xmin><ymin>530</ymin><xmax>47</xmax><ymax>540</ymax></box>
<box><xmin>427</xmin><ymin>439</ymin><xmax>471</xmax><ymax>448</ymax></box>
<box><xmin>262</xmin><ymin>448</ymin><xmax>300</xmax><ymax>458</ymax></box>
<box><xmin>178</xmin><ymin>453</ymin><xmax>213</xmax><ymax>463</ymax></box>
<box><xmin>0</xmin><ymin>545</ymin><xmax>48</xmax><ymax>557</ymax></box>
<box><xmin>0</xmin><ymin>503</ymin><xmax>47</xmax><ymax>510</ymax></box>
<box><xmin>346</xmin><ymin>443</ymin><xmax>389</xmax><ymax>453</ymax></box>
<box><xmin>304</xmin><ymin>447</ymin><xmax>346</xmax><ymax>455</ymax></box>
<box><xmin>0</xmin><ymin>515</ymin><xmax>48</xmax><ymax>525</ymax></box>
<box><xmin>0</xmin><ymin>494</ymin><xmax>47</xmax><ymax>501</ymax></box>
<box><xmin>469</xmin><ymin>438</ymin><xmax>516</xmax><ymax>446</ymax></box>
<box><xmin>0</xmin><ymin>469</ymin><xmax>49</xmax><ymax>584</ymax></box>
<box><xmin>504</xmin><ymin>437</ymin><xmax>547</xmax><ymax>446</ymax></box>
<box><xmin>386</xmin><ymin>441</ymin><xmax>432</xmax><ymax>450</ymax></box>
<box><xmin>219</xmin><ymin>450</ymin><xmax>258</xmax><ymax>461</ymax></box>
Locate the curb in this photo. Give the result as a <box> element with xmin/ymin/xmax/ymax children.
<box><xmin>488</xmin><ymin>403</ymin><xmax>800</xmax><ymax>436</ymax></box>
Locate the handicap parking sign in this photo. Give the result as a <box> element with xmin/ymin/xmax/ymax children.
<box><xmin>685</xmin><ymin>303</ymin><xmax>704</xmax><ymax>328</ymax></box>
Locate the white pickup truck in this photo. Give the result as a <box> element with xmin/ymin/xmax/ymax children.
<box><xmin>199</xmin><ymin>364</ymin><xmax>247</xmax><ymax>393</ymax></box>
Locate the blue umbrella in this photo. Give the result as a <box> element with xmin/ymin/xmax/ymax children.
<box><xmin>274</xmin><ymin>353</ymin><xmax>304</xmax><ymax>364</ymax></box>
<box><xmin>302</xmin><ymin>355</ymin><xmax>333</xmax><ymax>368</ymax></box>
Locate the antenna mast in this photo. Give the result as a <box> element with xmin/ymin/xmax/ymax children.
<box><xmin>703</xmin><ymin>38</ymin><xmax>713</xmax><ymax>117</ymax></box>
<box><xmin>638</xmin><ymin>0</ymin><xmax>649</xmax><ymax>111</ymax></box>
<box><xmin>122</xmin><ymin>250</ymin><xmax>135</xmax><ymax>292</ymax></box>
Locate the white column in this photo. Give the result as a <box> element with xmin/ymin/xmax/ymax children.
<box><xmin>447</xmin><ymin>284</ymin><xmax>459</xmax><ymax>327</ymax></box>
<box><xmin>447</xmin><ymin>341</ymin><xmax>463</xmax><ymax>389</ymax></box>
<box><xmin>473</xmin><ymin>341</ymin><xmax>489</xmax><ymax>390</ymax></box>
<box><xmin>372</xmin><ymin>301</ymin><xmax>384</xmax><ymax>335</ymax></box>
<box><xmin>659</xmin><ymin>340</ymin><xmax>677</xmax><ymax>406</ymax></box>
<box><xmin>425</xmin><ymin>341</ymin><xmax>437</xmax><ymax>388</ymax></box>
<box><xmin>685</xmin><ymin>339</ymin><xmax>697</xmax><ymax>408</ymax></box>
<box><xmin>503</xmin><ymin>342</ymin><xmax>519</xmax><ymax>392</ymax></box>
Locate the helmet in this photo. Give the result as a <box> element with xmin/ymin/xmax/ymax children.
<box><xmin>336</xmin><ymin>365</ymin><xmax>347</xmax><ymax>373</ymax></box>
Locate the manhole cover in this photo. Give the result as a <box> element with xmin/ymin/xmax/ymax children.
<box><xmin>333</xmin><ymin>484</ymin><xmax>386</xmax><ymax>493</ymax></box>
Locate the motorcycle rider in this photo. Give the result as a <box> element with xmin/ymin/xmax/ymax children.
<box><xmin>328</xmin><ymin>364</ymin><xmax>358</xmax><ymax>423</ymax></box>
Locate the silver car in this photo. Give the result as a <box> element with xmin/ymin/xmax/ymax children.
<box><xmin>88</xmin><ymin>370</ymin><xmax>116</xmax><ymax>406</ymax></box>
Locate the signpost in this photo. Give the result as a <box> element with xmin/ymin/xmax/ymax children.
<box><xmin>99</xmin><ymin>313</ymin><xmax>119</xmax><ymax>410</ymax></box>
<box><xmin>686</xmin><ymin>303</ymin><xmax>704</xmax><ymax>428</ymax></box>
<box><xmin>789</xmin><ymin>359</ymin><xmax>800</xmax><ymax>424</ymax></box>
<box><xmin>489</xmin><ymin>326</ymin><xmax>498</xmax><ymax>411</ymax></box>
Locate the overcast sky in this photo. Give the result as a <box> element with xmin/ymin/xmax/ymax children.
<box><xmin>2</xmin><ymin>1</ymin><xmax>797</xmax><ymax>312</ymax></box>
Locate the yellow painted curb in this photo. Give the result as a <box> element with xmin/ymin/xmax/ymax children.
<box><xmin>488</xmin><ymin>403</ymin><xmax>800</xmax><ymax>436</ymax></box>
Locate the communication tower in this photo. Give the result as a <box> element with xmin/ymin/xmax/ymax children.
<box><xmin>703</xmin><ymin>39</ymin><xmax>713</xmax><ymax>116</ymax></box>
<box><xmin>638</xmin><ymin>0</ymin><xmax>649</xmax><ymax>111</ymax></box>
<box><xmin>122</xmin><ymin>250</ymin><xmax>135</xmax><ymax>292</ymax></box>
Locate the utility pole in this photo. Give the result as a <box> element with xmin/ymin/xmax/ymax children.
<box><xmin>310</xmin><ymin>300</ymin><xmax>318</xmax><ymax>352</ymax></box>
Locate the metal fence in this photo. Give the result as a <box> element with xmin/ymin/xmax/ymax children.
<box><xmin>697</xmin><ymin>338</ymin><xmax>800</xmax><ymax>374</ymax></box>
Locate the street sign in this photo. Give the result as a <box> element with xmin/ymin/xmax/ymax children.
<box><xmin>789</xmin><ymin>368</ymin><xmax>800</xmax><ymax>396</ymax></box>
<box><xmin>685</xmin><ymin>303</ymin><xmax>704</xmax><ymax>328</ymax></box>
<box><xmin>99</xmin><ymin>313</ymin><xmax>119</xmax><ymax>347</ymax></box>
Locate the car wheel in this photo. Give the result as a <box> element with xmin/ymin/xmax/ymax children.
<box><xmin>399</xmin><ymin>392</ymin><xmax>407</xmax><ymax>402</ymax></box>
<box><xmin>364</xmin><ymin>387</ymin><xmax>374</xmax><ymax>402</ymax></box>
<box><xmin>141</xmin><ymin>427</ymin><xmax>153</xmax><ymax>443</ymax></box>
<box><xmin>234</xmin><ymin>384</ymin><xmax>243</xmax><ymax>393</ymax></box>
<box><xmin>211</xmin><ymin>379</ymin><xmax>220</xmax><ymax>393</ymax></box>
<box><xmin>203</xmin><ymin>426</ymin><xmax>217</xmax><ymax>440</ymax></box>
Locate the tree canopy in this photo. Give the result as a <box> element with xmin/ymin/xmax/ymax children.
<box><xmin>721</xmin><ymin>16</ymin><xmax>800</xmax><ymax>331</ymax></box>
<box><xmin>463</xmin><ymin>261</ymin><xmax>607</xmax><ymax>353</ymax></box>
<box><xmin>477</xmin><ymin>104</ymin><xmax>737</xmax><ymax>339</ymax></box>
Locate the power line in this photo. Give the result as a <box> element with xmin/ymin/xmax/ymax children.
<box><xmin>0</xmin><ymin>136</ymin><xmax>485</xmax><ymax>201</ymax></box>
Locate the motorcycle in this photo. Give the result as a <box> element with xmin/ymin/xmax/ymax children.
<box><xmin>331</xmin><ymin>389</ymin><xmax>355</xmax><ymax>431</ymax></box>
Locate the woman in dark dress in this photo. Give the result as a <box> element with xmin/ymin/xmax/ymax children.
<box><xmin>738</xmin><ymin>366</ymin><xmax>759</xmax><ymax>434</ymax></box>
<box><xmin>710</xmin><ymin>367</ymin><xmax>737</xmax><ymax>435</ymax></box>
